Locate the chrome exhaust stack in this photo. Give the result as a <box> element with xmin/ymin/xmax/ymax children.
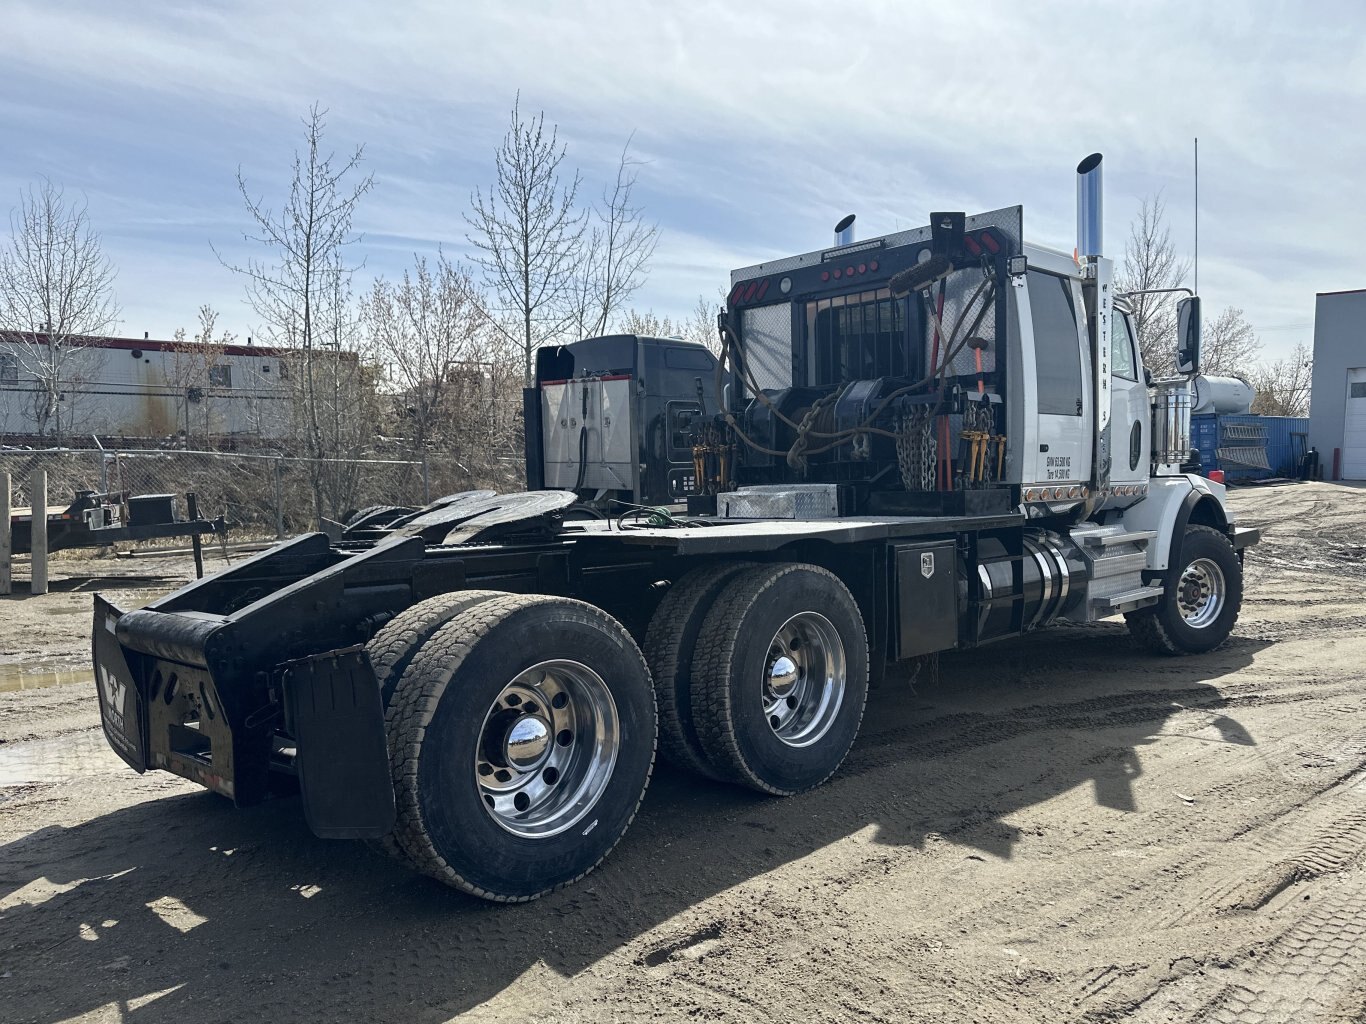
<box><xmin>1076</xmin><ymin>153</ymin><xmax>1103</xmax><ymax>258</ymax></box>
<box><xmin>834</xmin><ymin>214</ymin><xmax>856</xmax><ymax>246</ymax></box>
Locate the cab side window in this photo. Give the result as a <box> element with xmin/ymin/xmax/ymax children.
<box><xmin>1027</xmin><ymin>270</ymin><xmax>1083</xmax><ymax>416</ymax></box>
<box><xmin>1112</xmin><ymin>311</ymin><xmax>1138</xmax><ymax>381</ymax></box>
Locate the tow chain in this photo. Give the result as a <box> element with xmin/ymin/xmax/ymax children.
<box><xmin>896</xmin><ymin>405</ymin><xmax>937</xmax><ymax>492</ymax></box>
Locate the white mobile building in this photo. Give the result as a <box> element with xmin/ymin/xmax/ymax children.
<box><xmin>0</xmin><ymin>332</ymin><xmax>295</xmax><ymax>442</ymax></box>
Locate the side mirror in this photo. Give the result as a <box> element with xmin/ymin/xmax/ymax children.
<box><xmin>1176</xmin><ymin>296</ymin><xmax>1201</xmax><ymax>376</ymax></box>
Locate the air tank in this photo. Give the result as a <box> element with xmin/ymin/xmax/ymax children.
<box><xmin>1191</xmin><ymin>375</ymin><xmax>1254</xmax><ymax>415</ymax></box>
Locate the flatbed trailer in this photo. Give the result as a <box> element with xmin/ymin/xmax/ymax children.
<box><xmin>10</xmin><ymin>490</ymin><xmax>225</xmax><ymax>555</ymax></box>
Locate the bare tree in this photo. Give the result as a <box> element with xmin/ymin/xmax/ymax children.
<box><xmin>566</xmin><ymin>138</ymin><xmax>659</xmax><ymax>339</ymax></box>
<box><xmin>365</xmin><ymin>253</ymin><xmax>489</xmax><ymax>453</ymax></box>
<box><xmin>1200</xmin><ymin>306</ymin><xmax>1262</xmax><ymax>377</ymax></box>
<box><xmin>219</xmin><ymin>104</ymin><xmax>376</xmax><ymax>520</ymax></box>
<box><xmin>1116</xmin><ymin>192</ymin><xmax>1190</xmax><ymax>376</ymax></box>
<box><xmin>1248</xmin><ymin>341</ymin><xmax>1312</xmax><ymax>417</ymax></box>
<box><xmin>466</xmin><ymin>96</ymin><xmax>586</xmax><ymax>384</ymax></box>
<box><xmin>0</xmin><ymin>179</ymin><xmax>118</xmax><ymax>439</ymax></box>
<box><xmin>616</xmin><ymin>308</ymin><xmax>683</xmax><ymax>338</ymax></box>
<box><xmin>683</xmin><ymin>293</ymin><xmax>723</xmax><ymax>354</ymax></box>
<box><xmin>617</xmin><ymin>294</ymin><xmax>722</xmax><ymax>353</ymax></box>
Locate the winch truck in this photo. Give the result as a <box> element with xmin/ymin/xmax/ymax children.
<box><xmin>91</xmin><ymin>154</ymin><xmax>1258</xmax><ymax>902</ymax></box>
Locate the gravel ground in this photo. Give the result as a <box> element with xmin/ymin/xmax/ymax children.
<box><xmin>2</xmin><ymin>482</ymin><xmax>1366</xmax><ymax>1023</ymax></box>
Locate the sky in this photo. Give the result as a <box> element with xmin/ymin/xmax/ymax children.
<box><xmin>4</xmin><ymin>0</ymin><xmax>1364</xmax><ymax>362</ymax></box>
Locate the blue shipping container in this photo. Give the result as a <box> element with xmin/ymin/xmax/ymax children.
<box><xmin>1190</xmin><ymin>414</ymin><xmax>1309</xmax><ymax>481</ymax></box>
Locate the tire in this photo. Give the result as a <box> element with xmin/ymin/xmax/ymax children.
<box><xmin>386</xmin><ymin>594</ymin><xmax>657</xmax><ymax>902</ymax></box>
<box><xmin>363</xmin><ymin>591</ymin><xmax>505</xmax><ymax>868</ymax></box>
<box><xmin>365</xmin><ymin>591</ymin><xmax>504</xmax><ymax>709</ymax></box>
<box><xmin>643</xmin><ymin>562</ymin><xmax>754</xmax><ymax>780</ymax></box>
<box><xmin>690</xmin><ymin>563</ymin><xmax>869</xmax><ymax>795</ymax></box>
<box><xmin>343</xmin><ymin>505</ymin><xmax>414</xmax><ymax>533</ymax></box>
<box><xmin>1126</xmin><ymin>525</ymin><xmax>1243</xmax><ymax>655</ymax></box>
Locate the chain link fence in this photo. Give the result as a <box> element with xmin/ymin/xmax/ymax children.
<box><xmin>0</xmin><ymin>444</ymin><xmax>525</xmax><ymax>541</ymax></box>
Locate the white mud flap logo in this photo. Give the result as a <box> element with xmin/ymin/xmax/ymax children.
<box><xmin>100</xmin><ymin>666</ymin><xmax>128</xmax><ymax>733</ymax></box>
<box><xmin>920</xmin><ymin>552</ymin><xmax>935</xmax><ymax>579</ymax></box>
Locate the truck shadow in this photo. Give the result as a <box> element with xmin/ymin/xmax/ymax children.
<box><xmin>0</xmin><ymin>623</ymin><xmax>1270</xmax><ymax>1023</ymax></box>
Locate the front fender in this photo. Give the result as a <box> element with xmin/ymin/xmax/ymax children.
<box><xmin>1121</xmin><ymin>475</ymin><xmax>1231</xmax><ymax>571</ymax></box>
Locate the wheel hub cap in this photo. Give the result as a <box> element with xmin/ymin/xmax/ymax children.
<box><xmin>768</xmin><ymin>655</ymin><xmax>799</xmax><ymax>697</ymax></box>
<box><xmin>504</xmin><ymin>715</ymin><xmax>552</xmax><ymax>771</ymax></box>
<box><xmin>1177</xmin><ymin>557</ymin><xmax>1226</xmax><ymax>629</ymax></box>
<box><xmin>475</xmin><ymin>661</ymin><xmax>620</xmax><ymax>840</ymax></box>
<box><xmin>762</xmin><ymin>611</ymin><xmax>847</xmax><ymax>748</ymax></box>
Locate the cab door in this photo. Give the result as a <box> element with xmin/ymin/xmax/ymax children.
<box><xmin>1108</xmin><ymin>310</ymin><xmax>1149</xmax><ymax>488</ymax></box>
<box><xmin>1025</xmin><ymin>269</ymin><xmax>1092</xmax><ymax>489</ymax></box>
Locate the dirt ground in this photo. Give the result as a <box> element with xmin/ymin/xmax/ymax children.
<box><xmin>3</xmin><ymin>482</ymin><xmax>1366</xmax><ymax>1023</ymax></box>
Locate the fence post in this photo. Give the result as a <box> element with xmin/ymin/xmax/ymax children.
<box><xmin>422</xmin><ymin>453</ymin><xmax>431</xmax><ymax>504</ymax></box>
<box><xmin>274</xmin><ymin>457</ymin><xmax>285</xmax><ymax>539</ymax></box>
<box><xmin>0</xmin><ymin>472</ymin><xmax>10</xmax><ymax>597</ymax></box>
<box><xmin>29</xmin><ymin>469</ymin><xmax>48</xmax><ymax>596</ymax></box>
<box><xmin>186</xmin><ymin>491</ymin><xmax>205</xmax><ymax>579</ymax></box>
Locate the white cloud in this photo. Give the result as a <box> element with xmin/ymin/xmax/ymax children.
<box><xmin>3</xmin><ymin>0</ymin><xmax>1358</xmax><ymax>358</ymax></box>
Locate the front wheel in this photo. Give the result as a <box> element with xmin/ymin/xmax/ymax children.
<box><xmin>1126</xmin><ymin>525</ymin><xmax>1243</xmax><ymax>655</ymax></box>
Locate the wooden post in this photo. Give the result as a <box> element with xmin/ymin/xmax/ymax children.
<box><xmin>0</xmin><ymin>472</ymin><xmax>11</xmax><ymax>597</ymax></box>
<box><xmin>29</xmin><ymin>469</ymin><xmax>47</xmax><ymax>596</ymax></box>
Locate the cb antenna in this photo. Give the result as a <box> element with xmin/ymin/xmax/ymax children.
<box><xmin>1194</xmin><ymin>137</ymin><xmax>1199</xmax><ymax>294</ymax></box>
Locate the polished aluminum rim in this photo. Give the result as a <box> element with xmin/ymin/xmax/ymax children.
<box><xmin>763</xmin><ymin>611</ymin><xmax>846</xmax><ymax>748</ymax></box>
<box><xmin>476</xmin><ymin>659</ymin><xmax>619</xmax><ymax>839</ymax></box>
<box><xmin>1178</xmin><ymin>557</ymin><xmax>1226</xmax><ymax>629</ymax></box>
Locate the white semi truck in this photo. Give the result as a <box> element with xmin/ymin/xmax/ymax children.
<box><xmin>92</xmin><ymin>154</ymin><xmax>1256</xmax><ymax>902</ymax></box>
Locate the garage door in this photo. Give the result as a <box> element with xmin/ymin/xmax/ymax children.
<box><xmin>1345</xmin><ymin>368</ymin><xmax>1366</xmax><ymax>480</ymax></box>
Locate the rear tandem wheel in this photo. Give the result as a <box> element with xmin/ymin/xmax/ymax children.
<box><xmin>384</xmin><ymin>594</ymin><xmax>657</xmax><ymax>901</ymax></box>
<box><xmin>689</xmin><ymin>563</ymin><xmax>870</xmax><ymax>795</ymax></box>
<box><xmin>643</xmin><ymin>561</ymin><xmax>755</xmax><ymax>780</ymax></box>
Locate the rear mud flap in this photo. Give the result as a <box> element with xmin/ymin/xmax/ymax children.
<box><xmin>282</xmin><ymin>647</ymin><xmax>396</xmax><ymax>839</ymax></box>
<box><xmin>92</xmin><ymin>595</ymin><xmax>148</xmax><ymax>772</ymax></box>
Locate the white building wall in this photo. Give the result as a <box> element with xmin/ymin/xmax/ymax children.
<box><xmin>0</xmin><ymin>337</ymin><xmax>296</xmax><ymax>441</ymax></box>
<box><xmin>1309</xmin><ymin>291</ymin><xmax>1366</xmax><ymax>479</ymax></box>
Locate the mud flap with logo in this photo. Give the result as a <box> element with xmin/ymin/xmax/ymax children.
<box><xmin>92</xmin><ymin>595</ymin><xmax>149</xmax><ymax>772</ymax></box>
<box><xmin>282</xmin><ymin>647</ymin><xmax>396</xmax><ymax>839</ymax></box>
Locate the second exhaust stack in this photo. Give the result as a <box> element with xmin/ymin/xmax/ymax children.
<box><xmin>1076</xmin><ymin>153</ymin><xmax>1103</xmax><ymax>258</ymax></box>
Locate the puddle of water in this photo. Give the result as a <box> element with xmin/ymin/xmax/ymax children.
<box><xmin>0</xmin><ymin>730</ymin><xmax>122</xmax><ymax>788</ymax></box>
<box><xmin>0</xmin><ymin>662</ymin><xmax>94</xmax><ymax>694</ymax></box>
